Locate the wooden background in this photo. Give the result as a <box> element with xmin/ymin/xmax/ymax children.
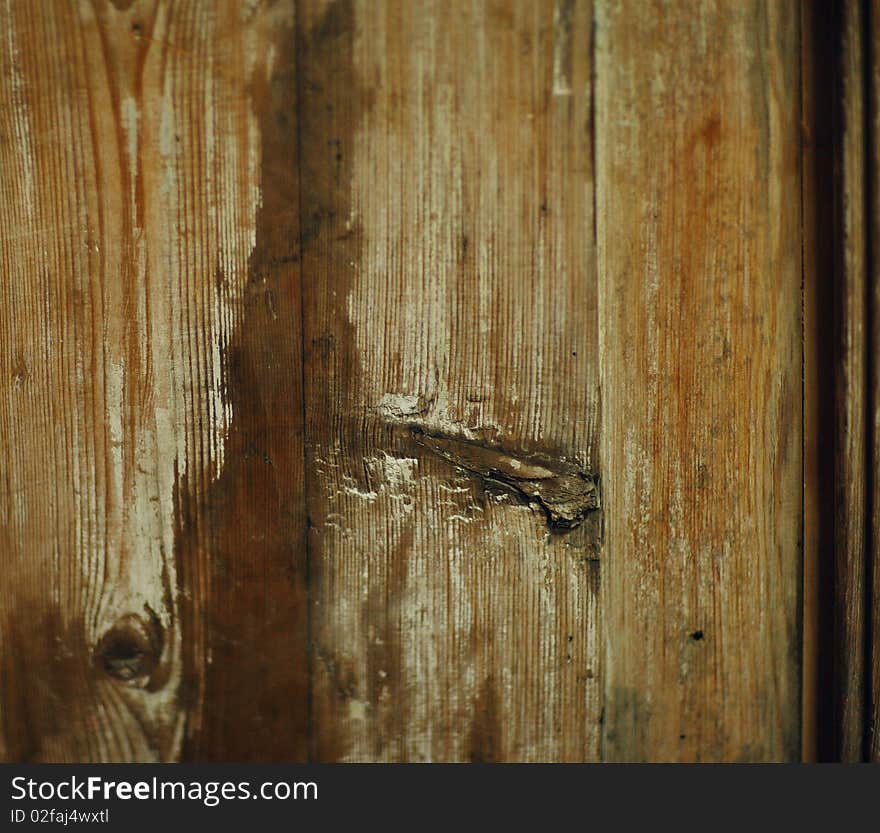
<box><xmin>0</xmin><ymin>0</ymin><xmax>876</xmax><ymax>762</ymax></box>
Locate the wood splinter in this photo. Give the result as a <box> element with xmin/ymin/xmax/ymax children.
<box><xmin>409</xmin><ymin>427</ymin><xmax>599</xmax><ymax>530</ymax></box>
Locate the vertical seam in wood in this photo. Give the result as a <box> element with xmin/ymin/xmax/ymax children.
<box><xmin>292</xmin><ymin>0</ymin><xmax>315</xmax><ymax>763</ymax></box>
<box><xmin>590</xmin><ymin>0</ymin><xmax>605</xmax><ymax>764</ymax></box>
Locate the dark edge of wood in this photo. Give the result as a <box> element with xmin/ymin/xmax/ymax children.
<box><xmin>829</xmin><ymin>0</ymin><xmax>869</xmax><ymax>762</ymax></box>
<box><xmin>862</xmin><ymin>0</ymin><xmax>878</xmax><ymax>762</ymax></box>
<box><xmin>802</xmin><ymin>0</ymin><xmax>839</xmax><ymax>763</ymax></box>
<box><xmin>176</xmin><ymin>9</ymin><xmax>311</xmax><ymax>761</ymax></box>
<box><xmin>294</xmin><ymin>0</ymin><xmax>367</xmax><ymax>762</ymax></box>
<box><xmin>291</xmin><ymin>0</ymin><xmax>315</xmax><ymax>765</ymax></box>
<box><xmin>797</xmin><ymin>0</ymin><xmax>806</xmax><ymax>763</ymax></box>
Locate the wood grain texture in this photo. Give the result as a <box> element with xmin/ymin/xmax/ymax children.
<box><xmin>298</xmin><ymin>0</ymin><xmax>601</xmax><ymax>761</ymax></box>
<box><xmin>0</xmin><ymin>0</ymin><xmax>308</xmax><ymax>761</ymax></box>
<box><xmin>5</xmin><ymin>0</ymin><xmax>869</xmax><ymax>764</ymax></box>
<box><xmin>595</xmin><ymin>0</ymin><xmax>803</xmax><ymax>761</ymax></box>
<box><xmin>869</xmin><ymin>0</ymin><xmax>880</xmax><ymax>765</ymax></box>
<box><xmin>831</xmin><ymin>0</ymin><xmax>869</xmax><ymax>763</ymax></box>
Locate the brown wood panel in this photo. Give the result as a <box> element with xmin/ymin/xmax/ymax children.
<box><xmin>297</xmin><ymin>0</ymin><xmax>601</xmax><ymax>761</ymax></box>
<box><xmin>831</xmin><ymin>0</ymin><xmax>869</xmax><ymax>763</ymax></box>
<box><xmin>0</xmin><ymin>0</ymin><xmax>308</xmax><ymax>761</ymax></box>
<box><xmin>596</xmin><ymin>0</ymin><xmax>803</xmax><ymax>761</ymax></box>
<box><xmin>6</xmin><ymin>0</ymin><xmax>876</xmax><ymax>764</ymax></box>
<box><xmin>870</xmin><ymin>0</ymin><xmax>880</xmax><ymax>765</ymax></box>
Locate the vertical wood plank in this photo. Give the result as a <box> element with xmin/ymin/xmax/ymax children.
<box><xmin>298</xmin><ymin>0</ymin><xmax>601</xmax><ymax>761</ymax></box>
<box><xmin>831</xmin><ymin>0</ymin><xmax>868</xmax><ymax>762</ymax></box>
<box><xmin>596</xmin><ymin>0</ymin><xmax>803</xmax><ymax>761</ymax></box>
<box><xmin>0</xmin><ymin>0</ymin><xmax>308</xmax><ymax>761</ymax></box>
<box><xmin>869</xmin><ymin>0</ymin><xmax>880</xmax><ymax>764</ymax></box>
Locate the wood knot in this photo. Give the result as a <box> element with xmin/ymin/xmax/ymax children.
<box><xmin>94</xmin><ymin>611</ymin><xmax>163</xmax><ymax>685</ymax></box>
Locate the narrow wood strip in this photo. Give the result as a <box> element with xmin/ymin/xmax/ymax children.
<box><xmin>832</xmin><ymin>0</ymin><xmax>869</xmax><ymax>763</ymax></box>
<box><xmin>801</xmin><ymin>0</ymin><xmax>838</xmax><ymax>764</ymax></box>
<box><xmin>868</xmin><ymin>0</ymin><xmax>880</xmax><ymax>764</ymax></box>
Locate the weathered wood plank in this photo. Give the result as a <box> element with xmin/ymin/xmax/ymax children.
<box><xmin>830</xmin><ymin>0</ymin><xmax>869</xmax><ymax>763</ymax></box>
<box><xmin>298</xmin><ymin>0</ymin><xmax>601</xmax><ymax>761</ymax></box>
<box><xmin>596</xmin><ymin>0</ymin><xmax>803</xmax><ymax>761</ymax></box>
<box><xmin>869</xmin><ymin>0</ymin><xmax>880</xmax><ymax>765</ymax></box>
<box><xmin>0</xmin><ymin>0</ymin><xmax>308</xmax><ymax>761</ymax></box>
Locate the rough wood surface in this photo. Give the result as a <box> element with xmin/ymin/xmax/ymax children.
<box><xmin>595</xmin><ymin>0</ymin><xmax>803</xmax><ymax>761</ymax></box>
<box><xmin>869</xmin><ymin>0</ymin><xmax>880</xmax><ymax>765</ymax></box>
<box><xmin>0</xmin><ymin>0</ymin><xmax>308</xmax><ymax>762</ymax></box>
<box><xmin>831</xmin><ymin>0</ymin><xmax>869</xmax><ymax>763</ymax></box>
<box><xmin>298</xmin><ymin>0</ymin><xmax>602</xmax><ymax>761</ymax></box>
<box><xmin>4</xmin><ymin>0</ymin><xmax>867</xmax><ymax>764</ymax></box>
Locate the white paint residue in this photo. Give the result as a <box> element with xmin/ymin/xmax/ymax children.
<box><xmin>552</xmin><ymin>0</ymin><xmax>573</xmax><ymax>96</ymax></box>
<box><xmin>378</xmin><ymin>452</ymin><xmax>417</xmax><ymax>490</ymax></box>
<box><xmin>447</xmin><ymin>514</ymin><xmax>476</xmax><ymax>525</ymax></box>
<box><xmin>377</xmin><ymin>393</ymin><xmax>422</xmax><ymax>419</ymax></box>
<box><xmin>120</xmin><ymin>95</ymin><xmax>140</xmax><ymax>210</ymax></box>
<box><xmin>377</xmin><ymin>391</ymin><xmax>502</xmax><ymax>441</ymax></box>
<box><xmin>153</xmin><ymin>405</ymin><xmax>179</xmax><ymax>586</ymax></box>
<box><xmin>437</xmin><ymin>482</ymin><xmax>470</xmax><ymax>495</ymax></box>
<box><xmin>105</xmin><ymin>359</ymin><xmax>125</xmax><ymax>484</ymax></box>
<box><xmin>348</xmin><ymin>699</ymin><xmax>369</xmax><ymax>722</ymax></box>
<box><xmin>342</xmin><ymin>481</ymin><xmax>379</xmax><ymax>502</ymax></box>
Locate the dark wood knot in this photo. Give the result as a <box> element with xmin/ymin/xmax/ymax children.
<box><xmin>94</xmin><ymin>612</ymin><xmax>163</xmax><ymax>684</ymax></box>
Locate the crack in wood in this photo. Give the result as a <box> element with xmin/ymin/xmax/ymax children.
<box><xmin>409</xmin><ymin>427</ymin><xmax>599</xmax><ymax>531</ymax></box>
